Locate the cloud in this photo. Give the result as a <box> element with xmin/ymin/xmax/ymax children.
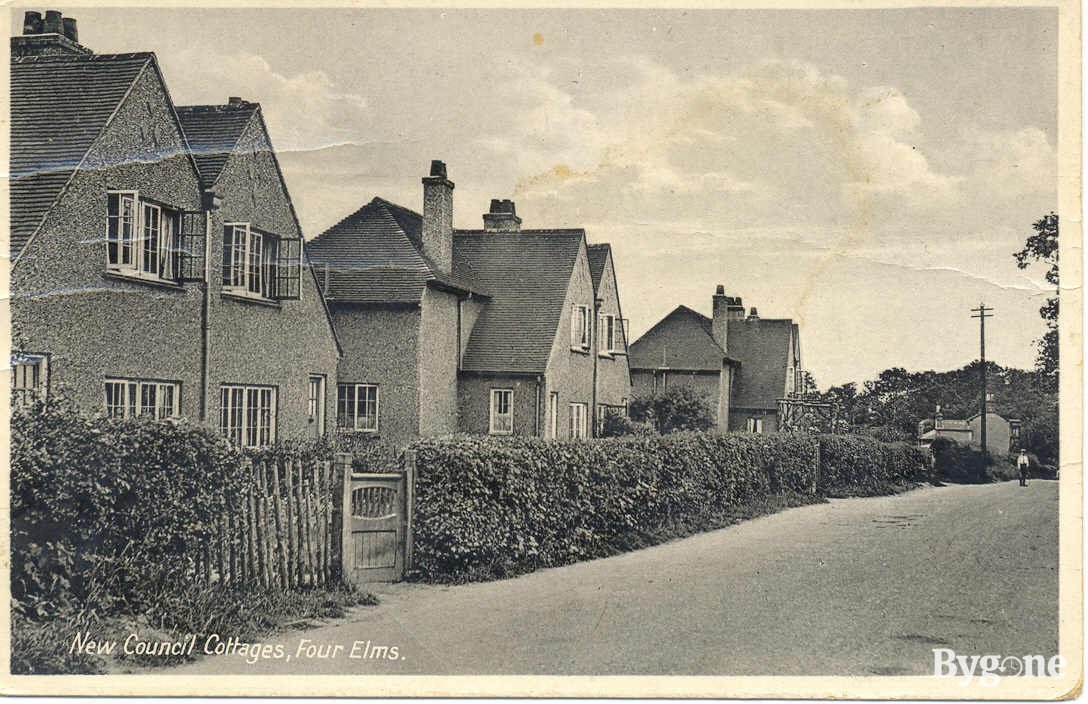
<box><xmin>160</xmin><ymin>48</ymin><xmax>370</xmax><ymax>152</ymax></box>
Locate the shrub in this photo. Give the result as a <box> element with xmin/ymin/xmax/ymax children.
<box><xmin>599</xmin><ymin>410</ymin><xmax>654</xmax><ymax>437</ymax></box>
<box><xmin>408</xmin><ymin>432</ymin><xmax>819</xmax><ymax>582</ymax></box>
<box><xmin>930</xmin><ymin>437</ymin><xmax>992</xmax><ymax>484</ymax></box>
<box><xmin>628</xmin><ymin>386</ymin><xmax>715</xmax><ymax>434</ymax></box>
<box><xmin>816</xmin><ymin>435</ymin><xmax>930</xmax><ymax>496</ymax></box>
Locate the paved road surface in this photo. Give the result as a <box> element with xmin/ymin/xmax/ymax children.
<box><xmin>177</xmin><ymin>481</ymin><xmax>1058</xmax><ymax>676</ymax></box>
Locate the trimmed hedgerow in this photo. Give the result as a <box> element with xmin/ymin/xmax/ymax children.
<box><xmin>816</xmin><ymin>434</ymin><xmax>931</xmax><ymax>496</ymax></box>
<box><xmin>409</xmin><ymin>432</ymin><xmax>820</xmax><ymax>582</ymax></box>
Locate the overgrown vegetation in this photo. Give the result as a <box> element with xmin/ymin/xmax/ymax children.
<box><xmin>11</xmin><ymin>398</ymin><xmax>375</xmax><ymax>674</ymax></box>
<box><xmin>816</xmin><ymin>435</ymin><xmax>930</xmax><ymax>497</ymax></box>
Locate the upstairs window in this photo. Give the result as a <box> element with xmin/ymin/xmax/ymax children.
<box><xmin>107</xmin><ymin>191</ymin><xmax>185</xmax><ymax>282</ymax></box>
<box><xmin>105</xmin><ymin>377</ymin><xmax>180</xmax><ymax>420</ymax></box>
<box><xmin>489</xmin><ymin>388</ymin><xmax>513</xmax><ymax>435</ymax></box>
<box><xmin>223</xmin><ymin>223</ymin><xmax>302</xmax><ymax>301</ymax></box>
<box><xmin>570</xmin><ymin>304</ymin><xmax>589</xmax><ymax>349</ymax></box>
<box><xmin>337</xmin><ymin>383</ymin><xmax>379</xmax><ymax>432</ymax></box>
<box><xmin>11</xmin><ymin>353</ymin><xmax>47</xmax><ymax>406</ymax></box>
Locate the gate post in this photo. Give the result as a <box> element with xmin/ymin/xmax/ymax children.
<box><xmin>334</xmin><ymin>452</ymin><xmax>353</xmax><ymax>584</ymax></box>
<box><xmin>403</xmin><ymin>450</ymin><xmax>416</xmax><ymax>572</ymax></box>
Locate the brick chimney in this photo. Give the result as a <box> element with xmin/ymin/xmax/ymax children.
<box><xmin>711</xmin><ymin>284</ymin><xmax>730</xmax><ymax>353</ymax></box>
<box><xmin>483</xmin><ymin>199</ymin><xmax>522</xmax><ymax>232</ymax></box>
<box><xmin>12</xmin><ymin>9</ymin><xmax>91</xmax><ymax>57</ymax></box>
<box><xmin>421</xmin><ymin>160</ymin><xmax>454</xmax><ymax>273</ymax></box>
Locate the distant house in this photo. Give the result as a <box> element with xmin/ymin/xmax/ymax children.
<box><xmin>10</xmin><ymin>12</ymin><xmax>340</xmax><ymax>444</ymax></box>
<box><xmin>917</xmin><ymin>407</ymin><xmax>1022</xmax><ymax>455</ymax></box>
<box><xmin>628</xmin><ymin>286</ymin><xmax>804</xmax><ymax>433</ymax></box>
<box><xmin>306</xmin><ymin>162</ymin><xmax>631</xmax><ymax>447</ymax></box>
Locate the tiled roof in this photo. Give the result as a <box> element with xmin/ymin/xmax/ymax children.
<box><xmin>10</xmin><ymin>52</ymin><xmax>154</xmax><ymax>259</ymax></box>
<box><xmin>727</xmin><ymin>317</ymin><xmax>794</xmax><ymax>410</ymax></box>
<box><xmin>454</xmin><ymin>230</ymin><xmax>584</xmax><ymax>374</ymax></box>
<box><xmin>175</xmin><ymin>103</ymin><xmax>259</xmax><ymax>187</ymax></box>
<box><xmin>586</xmin><ymin>243</ymin><xmax>611</xmax><ymax>293</ymax></box>
<box><xmin>305</xmin><ymin>197</ymin><xmax>482</xmax><ymax>303</ymax></box>
<box><xmin>628</xmin><ymin>305</ymin><xmax>727</xmax><ymax>371</ymax></box>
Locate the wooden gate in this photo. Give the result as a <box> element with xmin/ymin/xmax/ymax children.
<box><xmin>340</xmin><ymin>458</ymin><xmax>414</xmax><ymax>584</ymax></box>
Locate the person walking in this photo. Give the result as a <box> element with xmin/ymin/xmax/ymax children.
<box><xmin>1017</xmin><ymin>449</ymin><xmax>1030</xmax><ymax>487</ymax></box>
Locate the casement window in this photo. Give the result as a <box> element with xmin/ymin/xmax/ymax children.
<box><xmin>337</xmin><ymin>383</ymin><xmax>379</xmax><ymax>432</ymax></box>
<box><xmin>104</xmin><ymin>377</ymin><xmax>180</xmax><ymax>420</ymax></box>
<box><xmin>222</xmin><ymin>223</ymin><xmax>302</xmax><ymax>301</ymax></box>
<box><xmin>220</xmin><ymin>385</ymin><xmax>276</xmax><ymax>447</ymax></box>
<box><xmin>489</xmin><ymin>388</ymin><xmax>514</xmax><ymax>435</ymax></box>
<box><xmin>599</xmin><ymin>314</ymin><xmax>626</xmax><ymax>355</ymax></box>
<box><xmin>570</xmin><ymin>304</ymin><xmax>590</xmax><ymax>349</ymax></box>
<box><xmin>106</xmin><ymin>191</ymin><xmax>187</xmax><ymax>282</ymax></box>
<box><xmin>308</xmin><ymin>374</ymin><xmax>327</xmax><ymax>436</ymax></box>
<box><xmin>746</xmin><ymin>417</ymin><xmax>764</xmax><ymax>434</ymax></box>
<box><xmin>548</xmin><ymin>391</ymin><xmax>559</xmax><ymax>439</ymax></box>
<box><xmin>569</xmin><ymin>402</ymin><xmax>588</xmax><ymax>440</ymax></box>
<box><xmin>11</xmin><ymin>353</ymin><xmax>48</xmax><ymax>405</ymax></box>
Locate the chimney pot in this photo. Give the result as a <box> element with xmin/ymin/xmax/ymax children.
<box><xmin>715</xmin><ymin>284</ymin><xmax>725</xmax><ymax>295</ymax></box>
<box><xmin>482</xmin><ymin>198</ymin><xmax>522</xmax><ymax>231</ymax></box>
<box><xmin>748</xmin><ymin>307</ymin><xmax>759</xmax><ymax>319</ymax></box>
<box><xmin>228</xmin><ymin>96</ymin><xmax>245</xmax><ymax>105</ymax></box>
<box><xmin>429</xmin><ymin>160</ymin><xmax>447</xmax><ymax>179</ymax></box>
<box><xmin>43</xmin><ymin>10</ymin><xmax>63</xmax><ymax>34</ymax></box>
<box><xmin>22</xmin><ymin>11</ymin><xmax>43</xmax><ymax>35</ymax></box>
<box><xmin>61</xmin><ymin>17</ymin><xmax>77</xmax><ymax>42</ymax></box>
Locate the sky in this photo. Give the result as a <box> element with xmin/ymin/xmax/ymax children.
<box><xmin>58</xmin><ymin>7</ymin><xmax>1058</xmax><ymax>387</ymax></box>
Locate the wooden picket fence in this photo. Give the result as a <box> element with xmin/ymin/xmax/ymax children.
<box><xmin>193</xmin><ymin>455</ymin><xmax>351</xmax><ymax>589</ymax></box>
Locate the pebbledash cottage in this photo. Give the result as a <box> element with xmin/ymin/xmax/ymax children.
<box><xmin>10</xmin><ymin>11</ymin><xmax>810</xmax><ymax>448</ymax></box>
<box><xmin>306</xmin><ymin>163</ymin><xmax>633</xmax><ymax>447</ymax></box>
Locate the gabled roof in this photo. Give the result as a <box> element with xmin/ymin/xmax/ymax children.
<box><xmin>175</xmin><ymin>102</ymin><xmax>259</xmax><ymax>187</ymax></box>
<box><xmin>727</xmin><ymin>317</ymin><xmax>794</xmax><ymax>410</ymax></box>
<box><xmin>11</xmin><ymin>52</ymin><xmax>156</xmax><ymax>259</ymax></box>
<box><xmin>628</xmin><ymin>305</ymin><xmax>729</xmax><ymax>371</ymax></box>
<box><xmin>305</xmin><ymin>197</ymin><xmax>481</xmax><ymax>303</ymax></box>
<box><xmin>586</xmin><ymin>243</ymin><xmax>611</xmax><ymax>293</ymax></box>
<box><xmin>454</xmin><ymin>229</ymin><xmax>584</xmax><ymax>374</ymax></box>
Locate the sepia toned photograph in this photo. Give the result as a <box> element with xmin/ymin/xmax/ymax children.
<box><xmin>3</xmin><ymin>1</ymin><xmax>1081</xmax><ymax>698</ymax></box>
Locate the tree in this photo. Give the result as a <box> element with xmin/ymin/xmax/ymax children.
<box><xmin>1014</xmin><ymin>212</ymin><xmax>1058</xmax><ymax>378</ymax></box>
<box><xmin>628</xmin><ymin>386</ymin><xmax>715</xmax><ymax>434</ymax></box>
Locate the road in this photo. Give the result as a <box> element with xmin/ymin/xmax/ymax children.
<box><xmin>177</xmin><ymin>481</ymin><xmax>1059</xmax><ymax>676</ymax></box>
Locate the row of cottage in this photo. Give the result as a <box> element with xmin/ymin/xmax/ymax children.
<box><xmin>9</xmin><ymin>12</ymin><xmax>807</xmax><ymax>449</ymax></box>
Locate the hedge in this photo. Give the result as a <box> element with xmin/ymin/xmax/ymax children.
<box><xmin>10</xmin><ymin>399</ymin><xmax>333</xmax><ymax>619</ymax></box>
<box><xmin>816</xmin><ymin>435</ymin><xmax>930</xmax><ymax>496</ymax></box>
<box><xmin>409</xmin><ymin>432</ymin><xmax>820</xmax><ymax>582</ymax></box>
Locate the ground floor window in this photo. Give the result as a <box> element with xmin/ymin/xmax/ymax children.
<box><xmin>569</xmin><ymin>402</ymin><xmax>588</xmax><ymax>439</ymax></box>
<box><xmin>490</xmin><ymin>388</ymin><xmax>514</xmax><ymax>435</ymax></box>
<box><xmin>338</xmin><ymin>383</ymin><xmax>379</xmax><ymax>432</ymax></box>
<box><xmin>308</xmin><ymin>374</ymin><xmax>326</xmax><ymax>436</ymax></box>
<box><xmin>105</xmin><ymin>377</ymin><xmax>180</xmax><ymax>420</ymax></box>
<box><xmin>746</xmin><ymin>417</ymin><xmax>764</xmax><ymax>434</ymax></box>
<box><xmin>548</xmin><ymin>391</ymin><xmax>559</xmax><ymax>439</ymax></box>
<box><xmin>11</xmin><ymin>352</ymin><xmax>48</xmax><ymax>406</ymax></box>
<box><xmin>220</xmin><ymin>384</ymin><xmax>276</xmax><ymax>447</ymax></box>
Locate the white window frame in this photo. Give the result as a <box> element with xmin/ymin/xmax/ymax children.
<box><xmin>106</xmin><ymin>191</ymin><xmax>178</xmax><ymax>282</ymax></box>
<box><xmin>308</xmin><ymin>374</ymin><xmax>327</xmax><ymax>435</ymax></box>
<box><xmin>598</xmin><ymin>314</ymin><xmax>617</xmax><ymax>355</ymax></box>
<box><xmin>337</xmin><ymin>383</ymin><xmax>379</xmax><ymax>433</ymax></box>
<box><xmin>104</xmin><ymin>377</ymin><xmax>180</xmax><ymax>420</ymax></box>
<box><xmin>571</xmin><ymin>304</ymin><xmax>590</xmax><ymax>350</ymax></box>
<box><xmin>746</xmin><ymin>417</ymin><xmax>764</xmax><ymax>434</ymax></box>
<box><xmin>11</xmin><ymin>352</ymin><xmax>48</xmax><ymax>405</ymax></box>
<box><xmin>569</xmin><ymin>402</ymin><xmax>588</xmax><ymax>440</ymax></box>
<box><xmin>490</xmin><ymin>388</ymin><xmax>514</xmax><ymax>435</ymax></box>
<box><xmin>548</xmin><ymin>391</ymin><xmax>559</xmax><ymax>439</ymax></box>
<box><xmin>224</xmin><ymin>222</ymin><xmax>275</xmax><ymax>299</ymax></box>
<box><xmin>220</xmin><ymin>384</ymin><xmax>277</xmax><ymax>447</ymax></box>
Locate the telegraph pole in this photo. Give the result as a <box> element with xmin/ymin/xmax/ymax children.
<box><xmin>970</xmin><ymin>303</ymin><xmax>994</xmax><ymax>455</ymax></box>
